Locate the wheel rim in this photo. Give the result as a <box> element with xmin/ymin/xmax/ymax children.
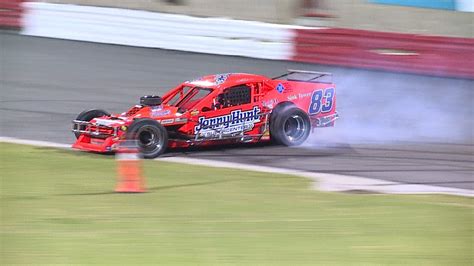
<box><xmin>283</xmin><ymin>115</ymin><xmax>307</xmax><ymax>143</ymax></box>
<box><xmin>137</xmin><ymin>125</ymin><xmax>163</xmax><ymax>153</ymax></box>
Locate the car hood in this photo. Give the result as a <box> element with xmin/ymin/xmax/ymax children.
<box><xmin>89</xmin><ymin>104</ymin><xmax>182</xmax><ymax>127</ymax></box>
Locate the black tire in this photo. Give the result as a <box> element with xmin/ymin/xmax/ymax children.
<box><xmin>74</xmin><ymin>109</ymin><xmax>110</xmax><ymax>138</ymax></box>
<box><xmin>270</xmin><ymin>105</ymin><xmax>311</xmax><ymax>146</ymax></box>
<box><xmin>125</xmin><ymin>119</ymin><xmax>168</xmax><ymax>159</ymax></box>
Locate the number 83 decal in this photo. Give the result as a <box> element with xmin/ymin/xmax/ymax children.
<box><xmin>308</xmin><ymin>88</ymin><xmax>335</xmax><ymax>115</ymax></box>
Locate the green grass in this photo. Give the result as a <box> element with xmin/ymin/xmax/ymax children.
<box><xmin>0</xmin><ymin>143</ymin><xmax>472</xmax><ymax>265</ymax></box>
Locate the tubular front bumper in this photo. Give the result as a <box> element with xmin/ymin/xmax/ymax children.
<box><xmin>72</xmin><ymin>120</ymin><xmax>120</xmax><ymax>152</ymax></box>
<box><xmin>72</xmin><ymin>120</ymin><xmax>119</xmax><ymax>138</ymax></box>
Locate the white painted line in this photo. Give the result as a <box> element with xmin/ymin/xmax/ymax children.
<box><xmin>156</xmin><ymin>157</ymin><xmax>474</xmax><ymax>197</ymax></box>
<box><xmin>0</xmin><ymin>136</ymin><xmax>70</xmax><ymax>149</ymax></box>
<box><xmin>1</xmin><ymin>136</ymin><xmax>472</xmax><ymax>197</ymax></box>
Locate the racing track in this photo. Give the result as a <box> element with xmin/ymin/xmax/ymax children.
<box><xmin>1</xmin><ymin>33</ymin><xmax>473</xmax><ymax>191</ymax></box>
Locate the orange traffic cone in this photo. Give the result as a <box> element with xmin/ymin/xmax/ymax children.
<box><xmin>115</xmin><ymin>141</ymin><xmax>146</xmax><ymax>193</ymax></box>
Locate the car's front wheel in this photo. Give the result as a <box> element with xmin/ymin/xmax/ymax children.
<box><xmin>270</xmin><ymin>105</ymin><xmax>311</xmax><ymax>146</ymax></box>
<box><xmin>125</xmin><ymin>119</ymin><xmax>168</xmax><ymax>158</ymax></box>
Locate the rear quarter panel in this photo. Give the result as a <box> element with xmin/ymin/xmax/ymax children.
<box><xmin>264</xmin><ymin>80</ymin><xmax>337</xmax><ymax>118</ymax></box>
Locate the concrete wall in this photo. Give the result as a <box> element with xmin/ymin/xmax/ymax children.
<box><xmin>39</xmin><ymin>0</ymin><xmax>473</xmax><ymax>37</ymax></box>
<box><xmin>22</xmin><ymin>2</ymin><xmax>296</xmax><ymax>60</ymax></box>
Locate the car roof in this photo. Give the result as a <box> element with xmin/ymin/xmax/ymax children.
<box><xmin>184</xmin><ymin>73</ymin><xmax>269</xmax><ymax>90</ymax></box>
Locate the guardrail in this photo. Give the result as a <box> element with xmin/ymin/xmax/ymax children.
<box><xmin>21</xmin><ymin>2</ymin><xmax>296</xmax><ymax>60</ymax></box>
<box><xmin>20</xmin><ymin>2</ymin><xmax>474</xmax><ymax>79</ymax></box>
<box><xmin>293</xmin><ymin>28</ymin><xmax>474</xmax><ymax>79</ymax></box>
<box><xmin>0</xmin><ymin>0</ymin><xmax>23</xmax><ymax>29</ymax></box>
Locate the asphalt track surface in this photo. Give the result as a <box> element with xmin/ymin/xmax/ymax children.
<box><xmin>1</xmin><ymin>33</ymin><xmax>473</xmax><ymax>191</ymax></box>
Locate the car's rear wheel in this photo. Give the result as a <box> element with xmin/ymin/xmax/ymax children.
<box><xmin>125</xmin><ymin>119</ymin><xmax>168</xmax><ymax>158</ymax></box>
<box><xmin>74</xmin><ymin>109</ymin><xmax>110</xmax><ymax>139</ymax></box>
<box><xmin>270</xmin><ymin>105</ymin><xmax>311</xmax><ymax>146</ymax></box>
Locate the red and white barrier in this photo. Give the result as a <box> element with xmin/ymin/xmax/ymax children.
<box><xmin>293</xmin><ymin>28</ymin><xmax>474</xmax><ymax>79</ymax></box>
<box><xmin>19</xmin><ymin>2</ymin><xmax>474</xmax><ymax>79</ymax></box>
<box><xmin>0</xmin><ymin>0</ymin><xmax>23</xmax><ymax>29</ymax></box>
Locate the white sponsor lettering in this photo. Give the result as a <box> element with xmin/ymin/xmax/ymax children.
<box><xmin>195</xmin><ymin>106</ymin><xmax>261</xmax><ymax>138</ymax></box>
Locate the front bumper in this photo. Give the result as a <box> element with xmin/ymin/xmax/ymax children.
<box><xmin>72</xmin><ymin>134</ymin><xmax>118</xmax><ymax>153</ymax></box>
<box><xmin>72</xmin><ymin>119</ymin><xmax>122</xmax><ymax>152</ymax></box>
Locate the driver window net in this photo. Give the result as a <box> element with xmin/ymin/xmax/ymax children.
<box><xmin>223</xmin><ymin>85</ymin><xmax>251</xmax><ymax>107</ymax></box>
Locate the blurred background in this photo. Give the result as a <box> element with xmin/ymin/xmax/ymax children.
<box><xmin>8</xmin><ymin>0</ymin><xmax>473</xmax><ymax>35</ymax></box>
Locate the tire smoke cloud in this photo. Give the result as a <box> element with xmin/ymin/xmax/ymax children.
<box><xmin>305</xmin><ymin>70</ymin><xmax>473</xmax><ymax>145</ymax></box>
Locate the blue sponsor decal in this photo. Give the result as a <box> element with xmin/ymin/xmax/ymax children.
<box><xmin>151</xmin><ymin>106</ymin><xmax>171</xmax><ymax>117</ymax></box>
<box><xmin>215</xmin><ymin>73</ymin><xmax>231</xmax><ymax>85</ymax></box>
<box><xmin>276</xmin><ymin>83</ymin><xmax>285</xmax><ymax>93</ymax></box>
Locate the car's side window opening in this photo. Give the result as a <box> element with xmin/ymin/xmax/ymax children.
<box><xmin>215</xmin><ymin>85</ymin><xmax>252</xmax><ymax>109</ymax></box>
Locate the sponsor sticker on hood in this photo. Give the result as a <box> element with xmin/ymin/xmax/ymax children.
<box><xmin>94</xmin><ymin>118</ymin><xmax>123</xmax><ymax>126</ymax></box>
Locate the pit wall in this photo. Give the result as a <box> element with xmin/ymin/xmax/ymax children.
<box><xmin>16</xmin><ymin>2</ymin><xmax>474</xmax><ymax>79</ymax></box>
<box><xmin>38</xmin><ymin>0</ymin><xmax>473</xmax><ymax>38</ymax></box>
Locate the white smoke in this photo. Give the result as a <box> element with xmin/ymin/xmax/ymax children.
<box><xmin>304</xmin><ymin>70</ymin><xmax>473</xmax><ymax>146</ymax></box>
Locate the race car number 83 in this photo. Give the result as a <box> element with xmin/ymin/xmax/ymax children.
<box><xmin>309</xmin><ymin>88</ymin><xmax>335</xmax><ymax>115</ymax></box>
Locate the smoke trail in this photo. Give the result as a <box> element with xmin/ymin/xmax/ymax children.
<box><xmin>305</xmin><ymin>70</ymin><xmax>474</xmax><ymax>146</ymax></box>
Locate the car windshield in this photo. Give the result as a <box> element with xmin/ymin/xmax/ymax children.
<box><xmin>167</xmin><ymin>86</ymin><xmax>212</xmax><ymax>111</ymax></box>
<box><xmin>166</xmin><ymin>86</ymin><xmax>192</xmax><ymax>106</ymax></box>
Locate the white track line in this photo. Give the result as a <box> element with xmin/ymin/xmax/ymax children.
<box><xmin>157</xmin><ymin>157</ymin><xmax>473</xmax><ymax>197</ymax></box>
<box><xmin>0</xmin><ymin>136</ymin><xmax>70</xmax><ymax>148</ymax></box>
<box><xmin>1</xmin><ymin>136</ymin><xmax>472</xmax><ymax>197</ymax></box>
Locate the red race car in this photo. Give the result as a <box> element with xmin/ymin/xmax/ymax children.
<box><xmin>72</xmin><ymin>70</ymin><xmax>338</xmax><ymax>158</ymax></box>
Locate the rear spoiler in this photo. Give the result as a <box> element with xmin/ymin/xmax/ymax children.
<box><xmin>272</xmin><ymin>69</ymin><xmax>332</xmax><ymax>83</ymax></box>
